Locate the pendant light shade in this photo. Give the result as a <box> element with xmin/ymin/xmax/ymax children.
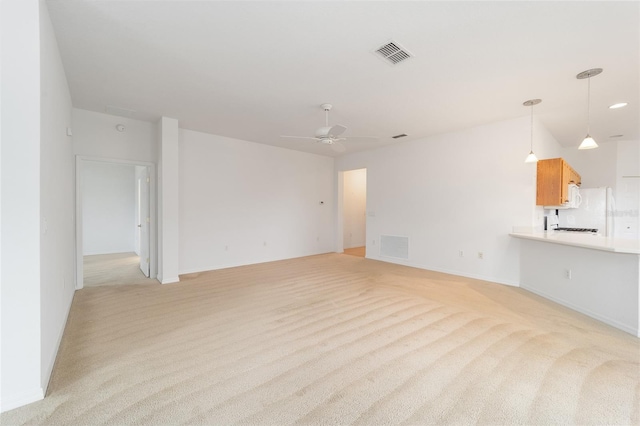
<box><xmin>577</xmin><ymin>68</ymin><xmax>602</xmax><ymax>150</ymax></box>
<box><xmin>523</xmin><ymin>99</ymin><xmax>541</xmax><ymax>163</ymax></box>
<box><xmin>579</xmin><ymin>135</ymin><xmax>598</xmax><ymax>150</ymax></box>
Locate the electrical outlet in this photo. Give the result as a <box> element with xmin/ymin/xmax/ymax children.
<box><xmin>225</xmin><ymin>245</ymin><xmax>229</xmax><ymax>251</ymax></box>
<box><xmin>477</xmin><ymin>252</ymin><xmax>484</xmax><ymax>260</ymax></box>
<box><xmin>372</xmin><ymin>239</ymin><xmax>376</xmax><ymax>246</ymax></box>
<box><xmin>564</xmin><ymin>269</ymin><xmax>572</xmax><ymax>279</ymax></box>
<box><xmin>459</xmin><ymin>250</ymin><xmax>464</xmax><ymax>257</ymax></box>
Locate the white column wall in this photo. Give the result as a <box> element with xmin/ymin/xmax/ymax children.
<box><xmin>1</xmin><ymin>0</ymin><xmax>43</xmax><ymax>412</ymax></box>
<box><xmin>158</xmin><ymin>117</ymin><xmax>180</xmax><ymax>283</ymax></box>
<box><xmin>38</xmin><ymin>0</ymin><xmax>76</xmax><ymax>399</ymax></box>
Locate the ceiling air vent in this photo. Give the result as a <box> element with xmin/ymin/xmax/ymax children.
<box><xmin>374</xmin><ymin>41</ymin><xmax>413</xmax><ymax>65</ymax></box>
<box><xmin>392</xmin><ymin>133</ymin><xmax>408</xmax><ymax>139</ymax></box>
<box><xmin>105</xmin><ymin>105</ymin><xmax>136</xmax><ymax>118</ymax></box>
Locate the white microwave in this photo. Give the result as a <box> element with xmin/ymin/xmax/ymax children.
<box><xmin>544</xmin><ymin>183</ymin><xmax>582</xmax><ymax>209</ymax></box>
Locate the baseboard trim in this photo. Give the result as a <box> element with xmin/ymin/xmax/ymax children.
<box><xmin>521</xmin><ymin>284</ymin><xmax>639</xmax><ymax>337</ymax></box>
<box><xmin>368</xmin><ymin>256</ymin><xmax>520</xmax><ymax>288</ymax></box>
<box><xmin>423</xmin><ymin>265</ymin><xmax>519</xmax><ymax>288</ymax></box>
<box><xmin>0</xmin><ymin>388</ymin><xmax>45</xmax><ymax>413</ymax></box>
<box><xmin>161</xmin><ymin>276</ymin><xmax>180</xmax><ymax>284</ymax></box>
<box><xmin>179</xmin><ymin>254</ymin><xmax>519</xmax><ymax>289</ymax></box>
<box><xmin>178</xmin><ymin>252</ymin><xmax>334</xmax><ymax>276</ymax></box>
<box><xmin>42</xmin><ymin>289</ymin><xmax>75</xmax><ymax>395</ymax></box>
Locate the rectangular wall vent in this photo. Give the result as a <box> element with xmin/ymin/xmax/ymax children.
<box><xmin>374</xmin><ymin>41</ymin><xmax>414</xmax><ymax>65</ymax></box>
<box><xmin>380</xmin><ymin>235</ymin><xmax>409</xmax><ymax>259</ymax></box>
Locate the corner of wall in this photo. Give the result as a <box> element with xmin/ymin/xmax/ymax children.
<box><xmin>0</xmin><ymin>388</ymin><xmax>45</xmax><ymax>414</ymax></box>
<box><xmin>158</xmin><ymin>117</ymin><xmax>180</xmax><ymax>282</ymax></box>
<box><xmin>39</xmin><ymin>0</ymin><xmax>76</xmax><ymax>395</ymax></box>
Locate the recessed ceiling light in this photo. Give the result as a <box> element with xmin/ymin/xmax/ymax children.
<box><xmin>609</xmin><ymin>134</ymin><xmax>624</xmax><ymax>138</ymax></box>
<box><xmin>609</xmin><ymin>102</ymin><xmax>628</xmax><ymax>109</ymax></box>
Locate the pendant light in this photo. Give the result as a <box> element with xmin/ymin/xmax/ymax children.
<box><xmin>577</xmin><ymin>68</ymin><xmax>602</xmax><ymax>150</ymax></box>
<box><xmin>523</xmin><ymin>99</ymin><xmax>541</xmax><ymax>163</ymax></box>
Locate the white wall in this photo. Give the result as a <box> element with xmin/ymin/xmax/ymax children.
<box><xmin>72</xmin><ymin>108</ymin><xmax>157</xmax><ymax>163</ymax></box>
<box><xmin>82</xmin><ymin>161</ymin><xmax>136</xmax><ymax>255</ymax></box>
<box><xmin>1</xmin><ymin>0</ymin><xmax>75</xmax><ymax>412</ymax></box>
<box><xmin>336</xmin><ymin>116</ymin><xmax>563</xmax><ymax>286</ymax></box>
<box><xmin>178</xmin><ymin>129</ymin><xmax>335</xmax><ymax>274</ymax></box>
<box><xmin>0</xmin><ymin>0</ymin><xmax>43</xmax><ymax>412</ymax></box>
<box><xmin>157</xmin><ymin>117</ymin><xmax>180</xmax><ymax>284</ymax></box>
<box><xmin>561</xmin><ymin>141</ymin><xmax>618</xmax><ymax>189</ymax></box>
<box><xmin>38</xmin><ymin>0</ymin><xmax>76</xmax><ymax>401</ymax></box>
<box><xmin>520</xmin><ymin>239</ymin><xmax>639</xmax><ymax>336</ymax></box>
<box><xmin>343</xmin><ymin>168</ymin><xmax>367</xmax><ymax>249</ymax></box>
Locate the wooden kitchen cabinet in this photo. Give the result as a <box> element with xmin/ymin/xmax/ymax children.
<box><xmin>536</xmin><ymin>158</ymin><xmax>581</xmax><ymax>206</ymax></box>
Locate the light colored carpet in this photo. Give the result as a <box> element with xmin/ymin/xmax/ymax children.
<box><xmin>83</xmin><ymin>252</ymin><xmax>158</xmax><ymax>287</ymax></box>
<box><xmin>2</xmin><ymin>253</ymin><xmax>639</xmax><ymax>425</ymax></box>
<box><xmin>343</xmin><ymin>246</ymin><xmax>365</xmax><ymax>258</ymax></box>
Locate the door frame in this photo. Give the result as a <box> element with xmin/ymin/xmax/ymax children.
<box><xmin>135</xmin><ymin>165</ymin><xmax>151</xmax><ymax>277</ymax></box>
<box><xmin>75</xmin><ymin>156</ymin><xmax>157</xmax><ymax>289</ymax></box>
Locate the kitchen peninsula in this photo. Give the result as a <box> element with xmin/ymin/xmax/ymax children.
<box><xmin>511</xmin><ymin>231</ymin><xmax>640</xmax><ymax>337</ymax></box>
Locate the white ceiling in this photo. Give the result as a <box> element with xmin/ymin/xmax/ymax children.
<box><xmin>47</xmin><ymin>1</ymin><xmax>639</xmax><ymax>157</ymax></box>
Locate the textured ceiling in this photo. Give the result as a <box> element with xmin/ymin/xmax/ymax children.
<box><xmin>47</xmin><ymin>1</ymin><xmax>639</xmax><ymax>157</ymax></box>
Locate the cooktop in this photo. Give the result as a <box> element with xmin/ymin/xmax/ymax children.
<box><xmin>554</xmin><ymin>227</ymin><xmax>599</xmax><ymax>233</ymax></box>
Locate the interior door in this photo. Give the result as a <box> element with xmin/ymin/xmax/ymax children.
<box><xmin>139</xmin><ymin>168</ymin><xmax>150</xmax><ymax>277</ymax></box>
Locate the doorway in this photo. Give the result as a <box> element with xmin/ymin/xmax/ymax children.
<box><xmin>342</xmin><ymin>168</ymin><xmax>367</xmax><ymax>257</ymax></box>
<box><xmin>76</xmin><ymin>157</ymin><xmax>157</xmax><ymax>288</ymax></box>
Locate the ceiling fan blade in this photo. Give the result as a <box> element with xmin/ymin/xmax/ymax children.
<box><xmin>343</xmin><ymin>136</ymin><xmax>380</xmax><ymax>140</ymax></box>
<box><xmin>329</xmin><ymin>124</ymin><xmax>347</xmax><ymax>137</ymax></box>
<box><xmin>315</xmin><ymin>126</ymin><xmax>331</xmax><ymax>138</ymax></box>
<box><xmin>280</xmin><ymin>135</ymin><xmax>319</xmax><ymax>141</ymax></box>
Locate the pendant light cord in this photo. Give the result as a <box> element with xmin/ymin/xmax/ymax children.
<box><xmin>587</xmin><ymin>75</ymin><xmax>591</xmax><ymax>134</ymax></box>
<box><xmin>530</xmin><ymin>104</ymin><xmax>534</xmax><ymax>151</ymax></box>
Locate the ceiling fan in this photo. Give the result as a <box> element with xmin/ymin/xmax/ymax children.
<box><xmin>281</xmin><ymin>104</ymin><xmax>374</xmax><ymax>152</ymax></box>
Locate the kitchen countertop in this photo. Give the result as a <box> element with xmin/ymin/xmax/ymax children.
<box><xmin>509</xmin><ymin>231</ymin><xmax>640</xmax><ymax>255</ymax></box>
